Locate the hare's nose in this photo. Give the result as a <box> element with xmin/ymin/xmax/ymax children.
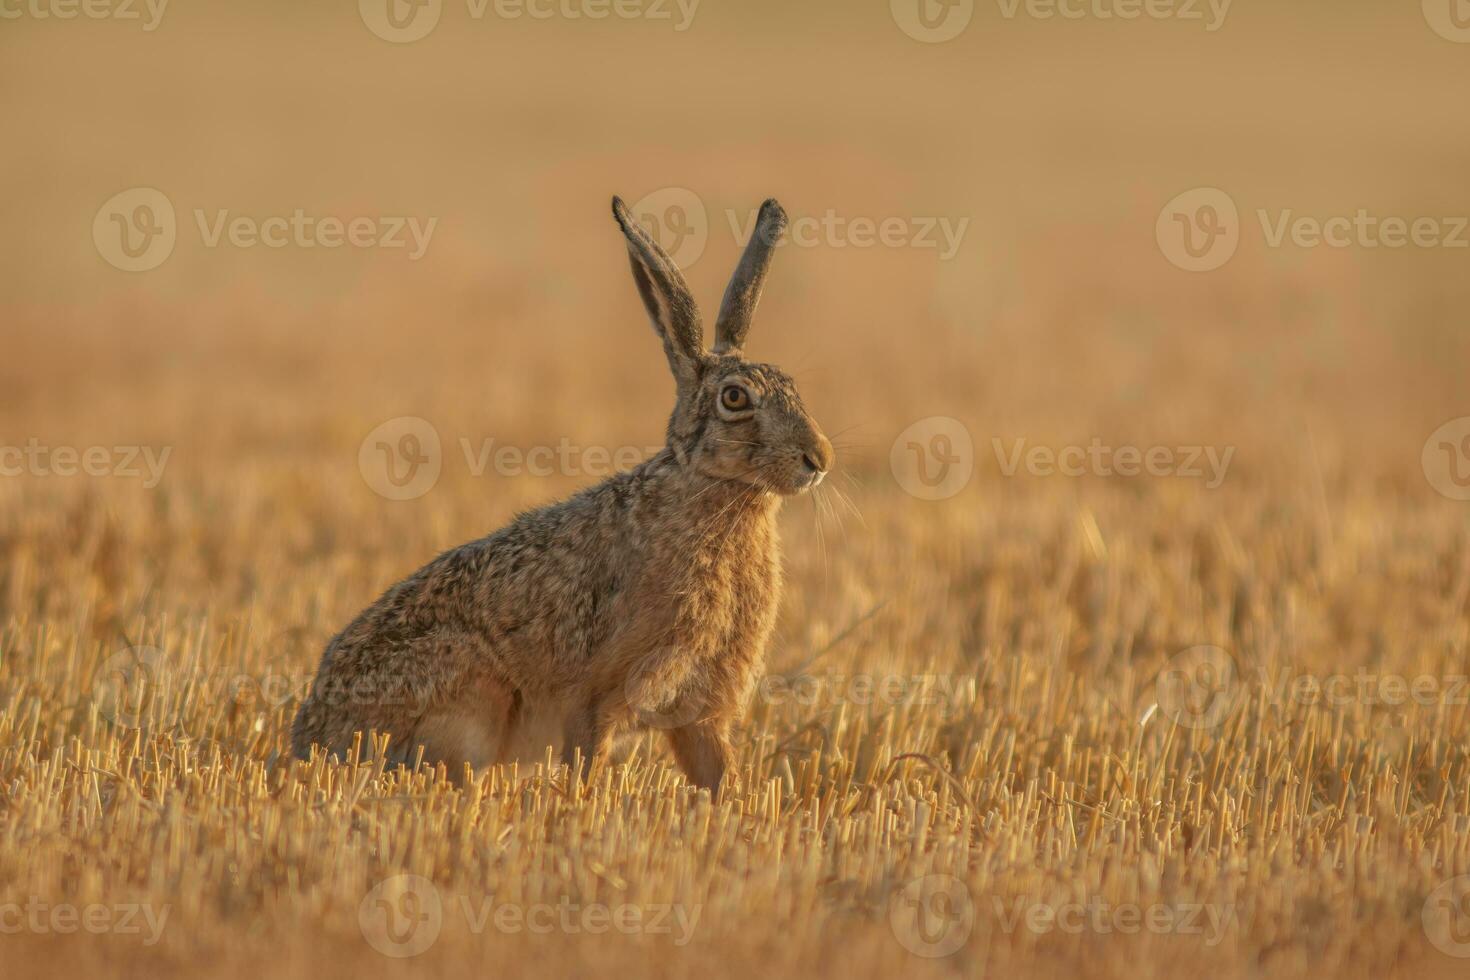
<box><xmin>802</xmin><ymin>434</ymin><xmax>834</xmax><ymax>476</ymax></box>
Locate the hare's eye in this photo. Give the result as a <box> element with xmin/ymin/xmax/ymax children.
<box><xmin>720</xmin><ymin>386</ymin><xmax>752</xmax><ymax>412</ymax></box>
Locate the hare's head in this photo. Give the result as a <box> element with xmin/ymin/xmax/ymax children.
<box><xmin>612</xmin><ymin>196</ymin><xmax>832</xmax><ymax>496</ymax></box>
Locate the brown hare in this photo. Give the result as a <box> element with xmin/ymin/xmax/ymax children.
<box><xmin>291</xmin><ymin>196</ymin><xmax>832</xmax><ymax>793</ymax></box>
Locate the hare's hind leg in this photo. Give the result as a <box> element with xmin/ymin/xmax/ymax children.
<box><xmin>403</xmin><ymin>673</ymin><xmax>521</xmax><ymax>776</ymax></box>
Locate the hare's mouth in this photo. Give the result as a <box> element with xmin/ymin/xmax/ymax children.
<box><xmin>796</xmin><ymin>450</ymin><xmax>828</xmax><ymax>492</ymax></box>
<box><xmin>726</xmin><ymin>450</ymin><xmax>828</xmax><ymax>495</ymax></box>
<box><xmin>773</xmin><ymin>465</ymin><xmax>826</xmax><ymax>496</ymax></box>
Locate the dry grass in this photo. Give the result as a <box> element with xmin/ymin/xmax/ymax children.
<box><xmin>4</xmin><ymin>2</ymin><xmax>1470</xmax><ymax>977</ymax></box>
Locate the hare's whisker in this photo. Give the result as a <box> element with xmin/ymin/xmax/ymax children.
<box><xmin>686</xmin><ymin>459</ymin><xmax>779</xmax><ymax>504</ymax></box>
<box><xmin>830</xmin><ymin>483</ymin><xmax>866</xmax><ymax>528</ymax></box>
<box><xmin>825</xmin><ymin>423</ymin><xmax>871</xmax><ymax>441</ymax></box>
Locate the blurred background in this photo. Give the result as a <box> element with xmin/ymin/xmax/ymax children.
<box><xmin>4</xmin><ymin>2</ymin><xmax>1468</xmax><ymax>493</ymax></box>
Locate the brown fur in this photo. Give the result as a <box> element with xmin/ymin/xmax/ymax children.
<box><xmin>290</xmin><ymin>196</ymin><xmax>832</xmax><ymax>793</ymax></box>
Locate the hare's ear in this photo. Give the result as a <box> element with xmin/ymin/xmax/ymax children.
<box><xmin>713</xmin><ymin>198</ymin><xmax>787</xmax><ymax>355</ymax></box>
<box><xmin>612</xmin><ymin>196</ymin><xmax>705</xmax><ymax>387</ymax></box>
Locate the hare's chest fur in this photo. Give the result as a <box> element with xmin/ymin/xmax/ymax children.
<box><xmin>646</xmin><ymin>503</ymin><xmax>779</xmax><ymax>642</ymax></box>
<box><xmin>603</xmin><ymin>492</ymin><xmax>782</xmax><ymax>710</ymax></box>
<box><xmin>668</xmin><ymin>510</ymin><xmax>780</xmax><ymax>650</ymax></box>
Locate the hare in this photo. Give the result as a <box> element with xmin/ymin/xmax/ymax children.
<box><xmin>291</xmin><ymin>196</ymin><xmax>832</xmax><ymax>793</ymax></box>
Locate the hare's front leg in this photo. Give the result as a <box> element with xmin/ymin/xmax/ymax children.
<box><xmin>561</xmin><ymin>700</ymin><xmax>615</xmax><ymax>785</ymax></box>
<box><xmin>666</xmin><ymin>719</ymin><xmax>735</xmax><ymax>794</ymax></box>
